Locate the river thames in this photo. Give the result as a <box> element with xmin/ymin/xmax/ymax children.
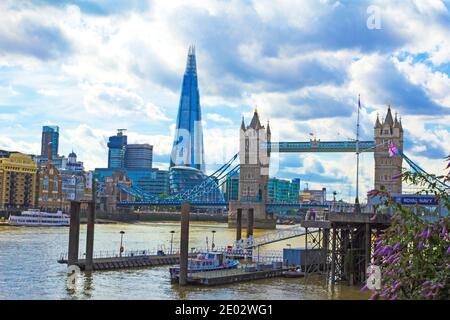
<box><xmin>0</xmin><ymin>221</ymin><xmax>368</xmax><ymax>300</ymax></box>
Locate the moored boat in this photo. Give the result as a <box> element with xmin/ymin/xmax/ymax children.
<box><xmin>283</xmin><ymin>267</ymin><xmax>305</xmax><ymax>278</ymax></box>
<box><xmin>8</xmin><ymin>209</ymin><xmax>70</xmax><ymax>227</ymax></box>
<box><xmin>169</xmin><ymin>252</ymin><xmax>239</xmax><ymax>281</ymax></box>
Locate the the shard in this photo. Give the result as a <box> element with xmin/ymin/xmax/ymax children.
<box><xmin>170</xmin><ymin>45</ymin><xmax>205</xmax><ymax>172</ymax></box>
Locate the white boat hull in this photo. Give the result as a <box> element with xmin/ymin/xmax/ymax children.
<box><xmin>8</xmin><ymin>209</ymin><xmax>70</xmax><ymax>227</ymax></box>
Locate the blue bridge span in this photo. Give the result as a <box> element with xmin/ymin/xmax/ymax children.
<box><xmin>113</xmin><ymin>139</ymin><xmax>378</xmax><ymax>211</ymax></box>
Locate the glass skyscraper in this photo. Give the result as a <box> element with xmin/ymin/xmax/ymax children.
<box><xmin>125</xmin><ymin>144</ymin><xmax>153</xmax><ymax>170</ymax></box>
<box><xmin>107</xmin><ymin>130</ymin><xmax>127</xmax><ymax>169</ymax></box>
<box><xmin>170</xmin><ymin>45</ymin><xmax>205</xmax><ymax>172</ymax></box>
<box><xmin>168</xmin><ymin>46</ymin><xmax>223</xmax><ymax>203</ymax></box>
<box><xmin>41</xmin><ymin>126</ymin><xmax>59</xmax><ymax>159</ymax></box>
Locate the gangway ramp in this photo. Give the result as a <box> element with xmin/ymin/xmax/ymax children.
<box><xmin>238</xmin><ymin>225</ymin><xmax>320</xmax><ymax>249</ymax></box>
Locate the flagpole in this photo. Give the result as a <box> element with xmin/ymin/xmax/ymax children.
<box><xmin>355</xmin><ymin>94</ymin><xmax>361</xmax><ymax>213</ymax></box>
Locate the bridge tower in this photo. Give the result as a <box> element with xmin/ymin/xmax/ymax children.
<box><xmin>228</xmin><ymin>109</ymin><xmax>276</xmax><ymax>230</ymax></box>
<box><xmin>374</xmin><ymin>106</ymin><xmax>403</xmax><ymax>194</ymax></box>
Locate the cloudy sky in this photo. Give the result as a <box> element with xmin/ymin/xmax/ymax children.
<box><xmin>1</xmin><ymin>0</ymin><xmax>449</xmax><ymax>201</ymax></box>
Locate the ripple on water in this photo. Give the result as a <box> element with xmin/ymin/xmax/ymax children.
<box><xmin>0</xmin><ymin>223</ymin><xmax>368</xmax><ymax>300</ymax></box>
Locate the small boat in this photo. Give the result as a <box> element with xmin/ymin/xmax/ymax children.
<box><xmin>0</xmin><ymin>217</ymin><xmax>10</xmax><ymax>226</ymax></box>
<box><xmin>169</xmin><ymin>252</ymin><xmax>239</xmax><ymax>281</ymax></box>
<box><xmin>284</xmin><ymin>267</ymin><xmax>305</xmax><ymax>278</ymax></box>
<box><xmin>8</xmin><ymin>209</ymin><xmax>70</xmax><ymax>227</ymax></box>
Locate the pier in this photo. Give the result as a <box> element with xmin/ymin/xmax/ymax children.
<box><xmin>186</xmin><ymin>267</ymin><xmax>289</xmax><ymax>286</ymax></box>
<box><xmin>58</xmin><ymin>251</ymin><xmax>194</xmax><ymax>271</ymax></box>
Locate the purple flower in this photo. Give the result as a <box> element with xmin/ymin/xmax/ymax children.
<box><xmin>360</xmin><ymin>284</ymin><xmax>368</xmax><ymax>292</ymax></box>
<box><xmin>447</xmin><ymin>246</ymin><xmax>450</xmax><ymax>254</ymax></box>
<box><xmin>425</xmin><ymin>229</ymin><xmax>432</xmax><ymax>239</ymax></box>
<box><xmin>418</xmin><ymin>241</ymin><xmax>423</xmax><ymax>250</ymax></box>
<box><xmin>369</xmin><ymin>292</ymin><xmax>379</xmax><ymax>300</ymax></box>
<box><xmin>393</xmin><ymin>242</ymin><xmax>400</xmax><ymax>251</ymax></box>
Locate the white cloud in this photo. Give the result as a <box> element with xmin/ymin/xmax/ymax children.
<box><xmin>206</xmin><ymin>113</ymin><xmax>233</xmax><ymax>124</ymax></box>
<box><xmin>0</xmin><ymin>0</ymin><xmax>449</xmax><ymax>199</ymax></box>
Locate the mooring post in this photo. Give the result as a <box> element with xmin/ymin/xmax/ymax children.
<box><xmin>305</xmin><ymin>227</ymin><xmax>308</xmax><ymax>276</ymax></box>
<box><xmin>247</xmin><ymin>208</ymin><xmax>254</xmax><ymax>238</ymax></box>
<box><xmin>236</xmin><ymin>208</ymin><xmax>242</xmax><ymax>241</ymax></box>
<box><xmin>330</xmin><ymin>227</ymin><xmax>337</xmax><ymax>286</ymax></box>
<box><xmin>365</xmin><ymin>223</ymin><xmax>371</xmax><ymax>277</ymax></box>
<box><xmin>68</xmin><ymin>201</ymin><xmax>81</xmax><ymax>266</ymax></box>
<box><xmin>323</xmin><ymin>228</ymin><xmax>330</xmax><ymax>275</ymax></box>
<box><xmin>85</xmin><ymin>201</ymin><xmax>95</xmax><ymax>272</ymax></box>
<box><xmin>179</xmin><ymin>202</ymin><xmax>190</xmax><ymax>286</ymax></box>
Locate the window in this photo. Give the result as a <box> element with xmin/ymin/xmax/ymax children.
<box><xmin>43</xmin><ymin>176</ymin><xmax>49</xmax><ymax>191</ymax></box>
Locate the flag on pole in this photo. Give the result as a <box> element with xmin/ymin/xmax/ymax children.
<box><xmin>358</xmin><ymin>94</ymin><xmax>361</xmax><ymax>109</ymax></box>
<box><xmin>389</xmin><ymin>142</ymin><xmax>399</xmax><ymax>157</ymax></box>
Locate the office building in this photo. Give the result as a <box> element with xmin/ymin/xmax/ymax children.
<box><xmin>300</xmin><ymin>188</ymin><xmax>327</xmax><ymax>204</ymax></box>
<box><xmin>125</xmin><ymin>144</ymin><xmax>153</xmax><ymax>170</ymax></box>
<box><xmin>95</xmin><ymin>168</ymin><xmax>169</xmax><ymax>197</ymax></box>
<box><xmin>37</xmin><ymin>161</ymin><xmax>62</xmax><ymax>211</ymax></box>
<box><xmin>66</xmin><ymin>150</ymin><xmax>84</xmax><ymax>172</ymax></box>
<box><xmin>41</xmin><ymin>126</ymin><xmax>59</xmax><ymax>159</ymax></box>
<box><xmin>107</xmin><ymin>129</ymin><xmax>127</xmax><ymax>169</ymax></box>
<box><xmin>267</xmin><ymin>178</ymin><xmax>300</xmax><ymax>203</ymax></box>
<box><xmin>0</xmin><ymin>153</ymin><xmax>38</xmax><ymax>209</ymax></box>
<box><xmin>170</xmin><ymin>46</ymin><xmax>205</xmax><ymax>172</ymax></box>
<box><xmin>222</xmin><ymin>173</ymin><xmax>239</xmax><ymax>201</ymax></box>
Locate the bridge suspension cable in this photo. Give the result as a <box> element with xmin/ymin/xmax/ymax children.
<box><xmin>397</xmin><ymin>150</ymin><xmax>449</xmax><ymax>190</ymax></box>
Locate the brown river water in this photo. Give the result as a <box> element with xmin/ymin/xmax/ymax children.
<box><xmin>0</xmin><ymin>221</ymin><xmax>369</xmax><ymax>299</ymax></box>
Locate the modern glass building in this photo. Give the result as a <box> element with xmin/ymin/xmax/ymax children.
<box><xmin>125</xmin><ymin>144</ymin><xmax>153</xmax><ymax>170</ymax></box>
<box><xmin>222</xmin><ymin>172</ymin><xmax>239</xmax><ymax>201</ymax></box>
<box><xmin>170</xmin><ymin>46</ymin><xmax>205</xmax><ymax>172</ymax></box>
<box><xmin>107</xmin><ymin>130</ymin><xmax>127</xmax><ymax>169</ymax></box>
<box><xmin>41</xmin><ymin>126</ymin><xmax>59</xmax><ymax>159</ymax></box>
<box><xmin>289</xmin><ymin>178</ymin><xmax>301</xmax><ymax>202</ymax></box>
<box><xmin>268</xmin><ymin>177</ymin><xmax>300</xmax><ymax>202</ymax></box>
<box><xmin>169</xmin><ymin>166</ymin><xmax>224</xmax><ymax>202</ymax></box>
<box><xmin>95</xmin><ymin>168</ymin><xmax>169</xmax><ymax>196</ymax></box>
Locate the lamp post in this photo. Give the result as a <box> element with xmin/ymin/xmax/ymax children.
<box><xmin>170</xmin><ymin>230</ymin><xmax>175</xmax><ymax>255</ymax></box>
<box><xmin>119</xmin><ymin>231</ymin><xmax>125</xmax><ymax>257</ymax></box>
<box><xmin>211</xmin><ymin>230</ymin><xmax>216</xmax><ymax>251</ymax></box>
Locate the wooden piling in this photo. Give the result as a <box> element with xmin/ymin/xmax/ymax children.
<box><xmin>330</xmin><ymin>227</ymin><xmax>336</xmax><ymax>285</ymax></box>
<box><xmin>179</xmin><ymin>202</ymin><xmax>190</xmax><ymax>286</ymax></box>
<box><xmin>365</xmin><ymin>223</ymin><xmax>371</xmax><ymax>274</ymax></box>
<box><xmin>247</xmin><ymin>208</ymin><xmax>254</xmax><ymax>238</ymax></box>
<box><xmin>68</xmin><ymin>201</ymin><xmax>81</xmax><ymax>266</ymax></box>
<box><xmin>85</xmin><ymin>201</ymin><xmax>95</xmax><ymax>272</ymax></box>
<box><xmin>236</xmin><ymin>208</ymin><xmax>242</xmax><ymax>241</ymax></box>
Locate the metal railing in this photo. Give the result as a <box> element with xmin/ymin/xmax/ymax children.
<box><xmin>58</xmin><ymin>246</ymin><xmax>285</xmax><ymax>263</ymax></box>
<box><xmin>57</xmin><ymin>248</ymin><xmax>176</xmax><ymax>262</ymax></box>
<box><xmin>236</xmin><ymin>226</ymin><xmax>318</xmax><ymax>249</ymax></box>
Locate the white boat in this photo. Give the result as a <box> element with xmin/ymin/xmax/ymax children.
<box><xmin>8</xmin><ymin>209</ymin><xmax>70</xmax><ymax>227</ymax></box>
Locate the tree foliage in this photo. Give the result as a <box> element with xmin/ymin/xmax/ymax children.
<box><xmin>365</xmin><ymin>156</ymin><xmax>449</xmax><ymax>300</ymax></box>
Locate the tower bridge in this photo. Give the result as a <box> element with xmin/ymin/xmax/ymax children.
<box><xmin>116</xmin><ymin>106</ymin><xmax>404</xmax><ymax>232</ymax></box>
<box><xmin>112</xmin><ymin>106</ymin><xmax>407</xmax><ymax>286</ymax></box>
<box><xmin>229</xmin><ymin>106</ymin><xmax>403</xmax><ymax>229</ymax></box>
<box><xmin>268</xmin><ymin>140</ymin><xmax>376</xmax><ymax>153</ymax></box>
